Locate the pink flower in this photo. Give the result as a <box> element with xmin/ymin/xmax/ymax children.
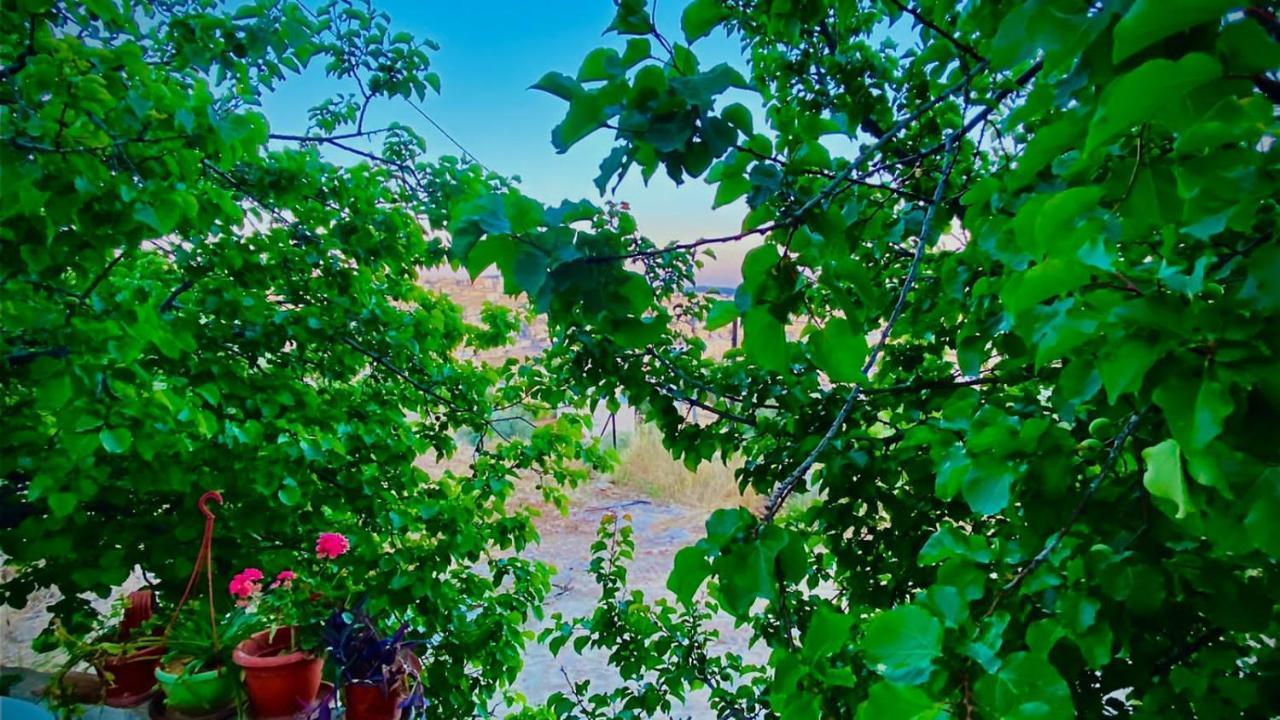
<box><xmin>271</xmin><ymin>570</ymin><xmax>296</xmax><ymax>588</ymax></box>
<box><xmin>315</xmin><ymin>532</ymin><xmax>349</xmax><ymax>559</ymax></box>
<box><xmin>228</xmin><ymin>568</ymin><xmax>264</xmax><ymax>599</ymax></box>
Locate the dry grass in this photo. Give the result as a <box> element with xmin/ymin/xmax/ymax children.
<box><xmin>611</xmin><ymin>425</ymin><xmax>758</xmax><ymax>511</ymax></box>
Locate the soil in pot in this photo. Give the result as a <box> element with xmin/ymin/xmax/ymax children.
<box><xmin>231</xmin><ymin>628</ymin><xmax>323</xmax><ymax>720</ymax></box>
<box><xmin>343</xmin><ymin>682</ymin><xmax>406</xmax><ymax>720</ymax></box>
<box><xmin>155</xmin><ymin>660</ymin><xmax>238</xmax><ymax>715</ymax></box>
<box><xmin>100</xmin><ymin>644</ymin><xmax>165</xmax><ymax>707</ymax></box>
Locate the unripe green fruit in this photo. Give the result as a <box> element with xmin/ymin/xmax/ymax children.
<box><xmin>1080</xmin><ymin>438</ymin><xmax>1104</xmax><ymax>451</ymax></box>
<box><xmin>1088</xmin><ymin>418</ymin><xmax>1113</xmax><ymax>438</ymax></box>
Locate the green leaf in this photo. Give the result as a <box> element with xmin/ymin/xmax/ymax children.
<box><xmin>99</xmin><ymin>427</ymin><xmax>133</xmax><ymax>454</ymax></box>
<box><xmin>803</xmin><ymin>605</ymin><xmax>854</xmax><ymax>659</ymax></box>
<box><xmin>577</xmin><ymin>48</ymin><xmax>623</xmax><ymax>82</ymax></box>
<box><xmin>975</xmin><ymin>652</ymin><xmax>1074</xmax><ymax>720</ymax></box>
<box><xmin>1098</xmin><ymin>338</ymin><xmax>1165</xmax><ymax>403</ymax></box>
<box><xmin>1142</xmin><ymin>439</ymin><xmax>1189</xmax><ymax>519</ymax></box>
<box><xmin>551</xmin><ymin>91</ymin><xmax>608</xmax><ymax>153</ymax></box>
<box><xmin>530</xmin><ymin>71</ymin><xmax>580</xmax><ymax>101</ymax></box>
<box><xmin>743</xmin><ymin>308</ymin><xmax>787</xmax><ymax>373</ymax></box>
<box><xmin>1086</xmin><ymin>54</ymin><xmax>1222</xmax><ymax>153</ymax></box>
<box><xmin>277</xmin><ymin>478</ymin><xmax>302</xmax><ymax>506</ymax></box>
<box><xmin>682</xmin><ymin>0</ymin><xmax>728</xmax><ymax>43</ymax></box>
<box><xmin>48</xmin><ymin>492</ymin><xmax>78</xmax><ymax>518</ymax></box>
<box><xmin>855</xmin><ymin>681</ymin><xmax>946</xmax><ymax>720</ymax></box>
<box><xmin>1112</xmin><ymin>0</ymin><xmax>1235</xmax><ymax>63</ymax></box>
<box><xmin>808</xmin><ymin>319</ymin><xmax>867</xmax><ymax>383</ymax></box>
<box><xmin>935</xmin><ymin>445</ymin><xmax>969</xmax><ymax>501</ymax></box>
<box><xmin>1153</xmin><ymin>377</ymin><xmax>1234</xmax><ymax>450</ymax></box>
<box><xmin>1245</xmin><ymin>469</ymin><xmax>1280</xmax><ymax>556</ymax></box>
<box><xmin>1191</xmin><ymin>379</ymin><xmax>1234</xmax><ymax>450</ymax></box>
<box><xmin>705</xmin><ymin>300</ymin><xmax>738</xmax><ymax>331</ymax></box>
<box><xmin>962</xmin><ymin>459</ymin><xmax>1013</xmax><ymax>516</ymax></box>
<box><xmin>705</xmin><ymin>507</ymin><xmax>752</xmax><ymax>547</ymax></box>
<box><xmin>861</xmin><ymin>605</ymin><xmax>943</xmax><ymax>685</ymax></box>
<box><xmin>668</xmin><ymin>546</ymin><xmax>712</xmax><ymax>605</ymax></box>
<box><xmin>36</xmin><ymin>374</ymin><xmax>73</xmax><ymax>412</ymax></box>
<box><xmin>715</xmin><ymin>538</ymin><xmax>779</xmax><ymax>615</ymax></box>
<box><xmin>919</xmin><ymin>523</ymin><xmax>992</xmax><ymax>566</ymax></box>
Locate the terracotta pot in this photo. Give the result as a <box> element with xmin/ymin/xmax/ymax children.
<box><xmin>343</xmin><ymin>683</ymin><xmax>405</xmax><ymax>720</ymax></box>
<box><xmin>231</xmin><ymin>628</ymin><xmax>323</xmax><ymax>719</ymax></box>
<box><xmin>100</xmin><ymin>644</ymin><xmax>165</xmax><ymax>707</ymax></box>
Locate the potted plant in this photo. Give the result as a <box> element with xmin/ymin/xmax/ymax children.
<box><xmin>324</xmin><ymin>603</ymin><xmax>425</xmax><ymax>720</ymax></box>
<box><xmin>231</xmin><ymin>532</ymin><xmax>354</xmax><ymax>719</ymax></box>
<box><xmin>154</xmin><ymin>602</ymin><xmax>262</xmax><ymax>717</ymax></box>
<box><xmin>45</xmin><ymin>590</ymin><xmax>165</xmax><ymax>709</ymax></box>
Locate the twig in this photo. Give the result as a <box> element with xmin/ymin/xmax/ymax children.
<box><xmin>988</xmin><ymin>409</ymin><xmax>1145</xmax><ymax>611</ymax></box>
<box><xmin>65</xmin><ymin>250</ymin><xmax>130</xmax><ymax>325</ymax></box>
<box><xmin>0</xmin><ymin>17</ymin><xmax>37</xmax><ymax>81</ymax></box>
<box><xmin>884</xmin><ymin>0</ymin><xmax>986</xmax><ymax>64</ymax></box>
<box><xmin>1153</xmin><ymin>627</ymin><xmax>1225</xmax><ymax>678</ymax></box>
<box><xmin>558</xmin><ymin>667</ymin><xmax>593</xmax><ymax>718</ymax></box>
<box><xmin>159</xmin><ymin>278</ymin><xmax>197</xmax><ymax>313</ymax></box>
<box><xmin>583</xmin><ymin>500</ymin><xmax>652</xmax><ymax>513</ymax></box>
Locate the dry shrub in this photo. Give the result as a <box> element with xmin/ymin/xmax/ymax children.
<box><xmin>612</xmin><ymin>425</ymin><xmax>757</xmax><ymax>511</ymax></box>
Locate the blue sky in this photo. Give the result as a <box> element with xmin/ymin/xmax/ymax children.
<box><xmin>260</xmin><ymin>0</ymin><xmax>756</xmax><ymax>285</ymax></box>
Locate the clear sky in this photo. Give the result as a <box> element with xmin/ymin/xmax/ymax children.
<box><xmin>259</xmin><ymin>0</ymin><xmax>757</xmax><ymax>286</ymax></box>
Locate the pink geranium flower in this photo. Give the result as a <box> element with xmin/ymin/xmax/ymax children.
<box><xmin>228</xmin><ymin>568</ymin><xmax>264</xmax><ymax>598</ymax></box>
<box><xmin>271</xmin><ymin>570</ymin><xmax>296</xmax><ymax>588</ymax></box>
<box><xmin>315</xmin><ymin>532</ymin><xmax>349</xmax><ymax>559</ymax></box>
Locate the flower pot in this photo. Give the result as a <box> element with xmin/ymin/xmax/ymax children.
<box><xmin>100</xmin><ymin>644</ymin><xmax>165</xmax><ymax>707</ymax></box>
<box><xmin>342</xmin><ymin>682</ymin><xmax>406</xmax><ymax>720</ymax></box>
<box><xmin>155</xmin><ymin>664</ymin><xmax>238</xmax><ymax>715</ymax></box>
<box><xmin>231</xmin><ymin>628</ymin><xmax>323</xmax><ymax>720</ymax></box>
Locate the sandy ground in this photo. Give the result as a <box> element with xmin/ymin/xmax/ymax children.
<box><xmin>510</xmin><ymin>480</ymin><xmax>762</xmax><ymax>716</ymax></box>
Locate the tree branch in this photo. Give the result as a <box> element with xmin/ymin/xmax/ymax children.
<box><xmin>990</xmin><ymin>409</ymin><xmax>1145</xmax><ymax>608</ymax></box>
<box><xmin>884</xmin><ymin>0</ymin><xmax>986</xmax><ymax>64</ymax></box>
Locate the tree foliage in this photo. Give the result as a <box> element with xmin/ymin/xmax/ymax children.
<box><xmin>451</xmin><ymin>0</ymin><xmax>1279</xmax><ymax>717</ymax></box>
<box><xmin>4</xmin><ymin>0</ymin><xmax>1280</xmax><ymax>718</ymax></box>
<box><xmin>0</xmin><ymin>0</ymin><xmax>609</xmax><ymax>715</ymax></box>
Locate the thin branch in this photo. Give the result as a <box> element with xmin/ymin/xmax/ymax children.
<box><xmin>762</xmin><ymin>133</ymin><xmax>962</xmax><ymax>522</ymax></box>
<box><xmin>341</xmin><ymin>336</ymin><xmax>449</xmax><ymax>400</ymax></box>
<box><xmin>884</xmin><ymin>0</ymin><xmax>986</xmax><ymax>64</ymax></box>
<box><xmin>587</xmin><ymin>222</ymin><xmax>785</xmax><ymax>263</ymax></box>
<box><xmin>268</xmin><ymin>128</ymin><xmax>394</xmax><ymax>143</ymax></box>
<box><xmin>0</xmin><ymin>17</ymin><xmax>37</xmax><ymax>81</ymax></box>
<box><xmin>269</xmin><ymin>132</ymin><xmax>414</xmax><ymax>172</ymax></box>
<box><xmin>65</xmin><ymin>250</ymin><xmax>130</xmax><ymax>325</ymax></box>
<box><xmin>1153</xmin><ymin>627</ymin><xmax>1225</xmax><ymax>678</ymax></box>
<box><xmin>159</xmin><ymin>278</ymin><xmax>197</xmax><ymax>314</ymax></box>
<box><xmin>860</xmin><ymin>371</ymin><xmax>1030</xmax><ymax>395</ymax></box>
<box><xmin>664</xmin><ymin>386</ymin><xmax>757</xmax><ymax>427</ymax></box>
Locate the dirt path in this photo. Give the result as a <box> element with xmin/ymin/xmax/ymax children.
<box><xmin>511</xmin><ymin>480</ymin><xmax>762</xmax><ymax>717</ymax></box>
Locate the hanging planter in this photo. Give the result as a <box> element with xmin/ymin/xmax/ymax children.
<box><xmin>232</xmin><ymin>627</ymin><xmax>324</xmax><ymax>719</ymax></box>
<box><xmin>153</xmin><ymin>665</ymin><xmax>237</xmax><ymax>716</ymax></box>
<box><xmin>152</xmin><ymin>492</ymin><xmax>256</xmax><ymax>719</ymax></box>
